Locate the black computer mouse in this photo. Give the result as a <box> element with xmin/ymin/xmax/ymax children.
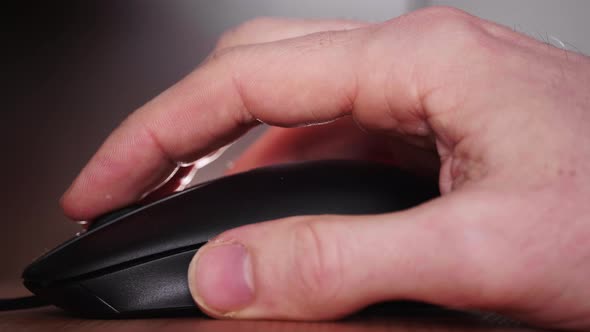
<box><xmin>22</xmin><ymin>160</ymin><xmax>439</xmax><ymax>318</ymax></box>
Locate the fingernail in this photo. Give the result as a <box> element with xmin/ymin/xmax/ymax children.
<box><xmin>189</xmin><ymin>242</ymin><xmax>254</xmax><ymax>315</ymax></box>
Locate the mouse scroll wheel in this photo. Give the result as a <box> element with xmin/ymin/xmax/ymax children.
<box><xmin>88</xmin><ymin>205</ymin><xmax>141</xmax><ymax>230</ymax></box>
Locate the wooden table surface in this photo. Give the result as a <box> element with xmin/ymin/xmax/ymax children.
<box><xmin>0</xmin><ymin>282</ymin><xmax>542</xmax><ymax>332</ymax></box>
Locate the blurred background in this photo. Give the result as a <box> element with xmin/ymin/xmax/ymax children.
<box><xmin>3</xmin><ymin>0</ymin><xmax>589</xmax><ymax>285</ymax></box>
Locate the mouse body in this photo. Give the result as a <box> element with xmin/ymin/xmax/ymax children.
<box><xmin>23</xmin><ymin>160</ymin><xmax>439</xmax><ymax>317</ymax></box>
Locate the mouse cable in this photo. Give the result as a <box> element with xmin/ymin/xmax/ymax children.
<box><xmin>0</xmin><ymin>295</ymin><xmax>50</xmax><ymax>311</ymax></box>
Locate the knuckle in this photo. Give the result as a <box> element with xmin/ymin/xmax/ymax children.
<box><xmin>289</xmin><ymin>218</ymin><xmax>343</xmax><ymax>309</ymax></box>
<box><xmin>400</xmin><ymin>6</ymin><xmax>491</xmax><ymax>49</ymax></box>
<box><xmin>311</xmin><ymin>30</ymin><xmax>339</xmax><ymax>48</ymax></box>
<box><xmin>442</xmin><ymin>211</ymin><xmax>531</xmax><ymax>309</ymax></box>
<box><xmin>207</xmin><ymin>44</ymin><xmax>236</xmax><ymax>64</ymax></box>
<box><xmin>374</xmin><ymin>7</ymin><xmax>499</xmax><ymax>119</ymax></box>
<box><xmin>215</xmin><ymin>29</ymin><xmax>240</xmax><ymax>51</ymax></box>
<box><xmin>302</xmin><ymin>29</ymin><xmax>358</xmax><ymax>53</ymax></box>
<box><xmin>424</xmin><ymin>9</ymin><xmax>485</xmax><ymax>43</ymax></box>
<box><xmin>415</xmin><ymin>5</ymin><xmax>473</xmax><ymax>22</ymax></box>
<box><xmin>215</xmin><ymin>17</ymin><xmax>275</xmax><ymax>50</ymax></box>
<box><xmin>239</xmin><ymin>16</ymin><xmax>279</xmax><ymax>30</ymax></box>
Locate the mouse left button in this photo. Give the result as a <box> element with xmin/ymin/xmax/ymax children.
<box><xmin>89</xmin><ymin>205</ymin><xmax>142</xmax><ymax>230</ymax></box>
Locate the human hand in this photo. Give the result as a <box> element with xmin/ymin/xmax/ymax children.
<box><xmin>60</xmin><ymin>7</ymin><xmax>590</xmax><ymax>330</ymax></box>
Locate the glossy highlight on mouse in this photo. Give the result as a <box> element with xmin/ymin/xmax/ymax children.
<box><xmin>22</xmin><ymin>160</ymin><xmax>439</xmax><ymax>317</ymax></box>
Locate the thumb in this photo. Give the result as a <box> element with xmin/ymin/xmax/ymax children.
<box><xmin>187</xmin><ymin>193</ymin><xmax>520</xmax><ymax>320</ymax></box>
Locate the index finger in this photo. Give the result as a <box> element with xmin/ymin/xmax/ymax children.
<box><xmin>61</xmin><ymin>9</ymin><xmax>486</xmax><ymax>220</ymax></box>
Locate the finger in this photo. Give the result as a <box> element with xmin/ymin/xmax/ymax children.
<box><xmin>228</xmin><ymin>117</ymin><xmax>439</xmax><ymax>177</ymax></box>
<box><xmin>62</xmin><ymin>8</ymin><xmax>492</xmax><ymax>220</ymax></box>
<box><xmin>140</xmin><ymin>19</ymin><xmax>370</xmax><ymax>205</ymax></box>
<box><xmin>214</xmin><ymin>17</ymin><xmax>368</xmax><ymax>51</ymax></box>
<box><xmin>61</xmin><ymin>19</ymin><xmax>369</xmax><ymax>221</ymax></box>
<box><xmin>187</xmin><ymin>191</ymin><xmax>524</xmax><ymax>320</ymax></box>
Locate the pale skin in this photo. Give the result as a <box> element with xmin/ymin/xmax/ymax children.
<box><xmin>60</xmin><ymin>7</ymin><xmax>590</xmax><ymax>331</ymax></box>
